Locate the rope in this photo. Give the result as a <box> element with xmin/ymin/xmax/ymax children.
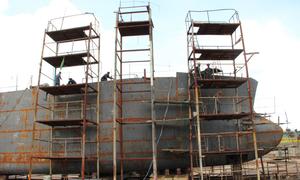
<box><xmin>143</xmin><ymin>80</ymin><xmax>173</xmax><ymax>179</ymax></box>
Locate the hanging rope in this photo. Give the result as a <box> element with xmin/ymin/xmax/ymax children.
<box><xmin>60</xmin><ymin>57</ymin><xmax>65</xmax><ymax>71</ymax></box>
<box><xmin>143</xmin><ymin>80</ymin><xmax>173</xmax><ymax>179</ymax></box>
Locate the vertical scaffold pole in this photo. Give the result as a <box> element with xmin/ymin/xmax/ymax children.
<box><xmin>81</xmin><ymin>23</ymin><xmax>92</xmax><ymax>180</ymax></box>
<box><xmin>28</xmin><ymin>30</ymin><xmax>47</xmax><ymax>180</ymax></box>
<box><xmin>188</xmin><ymin>72</ymin><xmax>194</xmax><ymax>180</ymax></box>
<box><xmin>148</xmin><ymin>5</ymin><xmax>158</xmax><ymax>179</ymax></box>
<box><xmin>96</xmin><ymin>30</ymin><xmax>101</xmax><ymax>180</ymax></box>
<box><xmin>188</xmin><ymin>18</ymin><xmax>204</xmax><ymax>179</ymax></box>
<box><xmin>239</xmin><ymin>22</ymin><xmax>261</xmax><ymax>180</ymax></box>
<box><xmin>112</xmin><ymin>10</ymin><xmax>119</xmax><ymax>180</ymax></box>
<box><xmin>186</xmin><ymin>15</ymin><xmax>194</xmax><ymax>179</ymax></box>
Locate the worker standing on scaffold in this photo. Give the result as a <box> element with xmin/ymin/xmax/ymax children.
<box><xmin>54</xmin><ymin>72</ymin><xmax>62</xmax><ymax>86</ymax></box>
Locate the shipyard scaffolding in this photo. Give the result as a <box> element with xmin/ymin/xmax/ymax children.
<box><xmin>185</xmin><ymin>9</ymin><xmax>260</xmax><ymax>179</ymax></box>
<box><xmin>28</xmin><ymin>13</ymin><xmax>101</xmax><ymax>180</ymax></box>
<box><xmin>112</xmin><ymin>4</ymin><xmax>157</xmax><ymax>179</ymax></box>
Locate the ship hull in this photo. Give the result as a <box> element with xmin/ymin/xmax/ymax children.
<box><xmin>0</xmin><ymin>73</ymin><xmax>282</xmax><ymax>175</ymax></box>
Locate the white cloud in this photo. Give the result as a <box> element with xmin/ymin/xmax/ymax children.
<box><xmin>243</xmin><ymin>19</ymin><xmax>300</xmax><ymax>130</ymax></box>
<box><xmin>0</xmin><ymin>0</ymin><xmax>116</xmax><ymax>90</ymax></box>
<box><xmin>0</xmin><ymin>0</ymin><xmax>8</xmax><ymax>13</ymax></box>
<box><xmin>100</xmin><ymin>29</ymin><xmax>115</xmax><ymax>75</ymax></box>
<box><xmin>0</xmin><ymin>0</ymin><xmax>81</xmax><ymax>90</ymax></box>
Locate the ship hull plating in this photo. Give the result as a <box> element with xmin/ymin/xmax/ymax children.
<box><xmin>0</xmin><ymin>73</ymin><xmax>282</xmax><ymax>175</ymax></box>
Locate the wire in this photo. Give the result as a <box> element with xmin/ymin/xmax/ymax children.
<box><xmin>143</xmin><ymin>80</ymin><xmax>173</xmax><ymax>179</ymax></box>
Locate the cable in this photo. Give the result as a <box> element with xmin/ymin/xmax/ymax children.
<box><xmin>143</xmin><ymin>80</ymin><xmax>173</xmax><ymax>179</ymax></box>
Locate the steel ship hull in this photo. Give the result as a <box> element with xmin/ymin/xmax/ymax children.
<box><xmin>0</xmin><ymin>73</ymin><xmax>282</xmax><ymax>175</ymax></box>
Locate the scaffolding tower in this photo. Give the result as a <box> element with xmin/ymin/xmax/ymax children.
<box><xmin>112</xmin><ymin>4</ymin><xmax>157</xmax><ymax>180</ymax></box>
<box><xmin>185</xmin><ymin>9</ymin><xmax>260</xmax><ymax>179</ymax></box>
<box><xmin>28</xmin><ymin>13</ymin><xmax>101</xmax><ymax>180</ymax></box>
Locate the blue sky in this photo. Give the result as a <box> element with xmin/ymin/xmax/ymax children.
<box><xmin>0</xmin><ymin>0</ymin><xmax>299</xmax><ymax>130</ymax></box>
<box><xmin>3</xmin><ymin>0</ymin><xmax>300</xmax><ymax>48</ymax></box>
<box><xmin>4</xmin><ymin>0</ymin><xmax>300</xmax><ymax>34</ymax></box>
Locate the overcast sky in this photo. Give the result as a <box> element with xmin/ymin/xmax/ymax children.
<box><xmin>0</xmin><ymin>0</ymin><xmax>299</xmax><ymax>130</ymax></box>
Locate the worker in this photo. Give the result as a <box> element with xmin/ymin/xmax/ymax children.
<box><xmin>194</xmin><ymin>63</ymin><xmax>201</xmax><ymax>77</ymax></box>
<box><xmin>54</xmin><ymin>72</ymin><xmax>62</xmax><ymax>86</ymax></box>
<box><xmin>67</xmin><ymin>78</ymin><xmax>76</xmax><ymax>85</ymax></box>
<box><xmin>189</xmin><ymin>64</ymin><xmax>201</xmax><ymax>88</ymax></box>
<box><xmin>101</xmin><ymin>72</ymin><xmax>113</xmax><ymax>81</ymax></box>
<box><xmin>203</xmin><ymin>64</ymin><xmax>213</xmax><ymax>79</ymax></box>
<box><xmin>190</xmin><ymin>63</ymin><xmax>201</xmax><ymax>77</ymax></box>
<box><xmin>214</xmin><ymin>90</ymin><xmax>223</xmax><ymax>114</ymax></box>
